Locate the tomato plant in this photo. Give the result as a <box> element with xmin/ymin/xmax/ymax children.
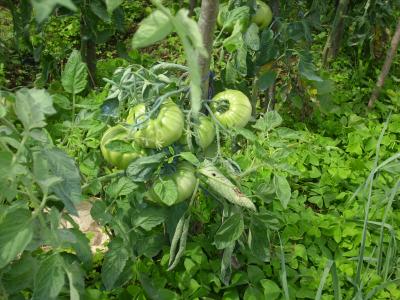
<box><xmin>211</xmin><ymin>89</ymin><xmax>252</xmax><ymax>128</ymax></box>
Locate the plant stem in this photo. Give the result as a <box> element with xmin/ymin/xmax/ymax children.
<box><xmin>368</xmin><ymin>20</ymin><xmax>400</xmax><ymax>108</ymax></box>
<box><xmin>198</xmin><ymin>0</ymin><xmax>219</xmax><ymax>100</ymax></box>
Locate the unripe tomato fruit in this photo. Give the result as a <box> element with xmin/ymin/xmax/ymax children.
<box><xmin>195</xmin><ymin>116</ymin><xmax>216</xmax><ymax>149</ymax></box>
<box><xmin>100</xmin><ymin>125</ymin><xmax>146</xmax><ymax>169</ymax></box>
<box><xmin>179</xmin><ymin>115</ymin><xmax>216</xmax><ymax>149</ymax></box>
<box><xmin>211</xmin><ymin>90</ymin><xmax>252</xmax><ymax>128</ymax></box>
<box><xmin>217</xmin><ymin>3</ymin><xmax>247</xmax><ymax>33</ymax></box>
<box><xmin>252</xmin><ymin>0</ymin><xmax>273</xmax><ymax>29</ymax></box>
<box><xmin>127</xmin><ymin>99</ymin><xmax>184</xmax><ymax>149</ymax></box>
<box><xmin>149</xmin><ymin>162</ymin><xmax>197</xmax><ymax>206</ymax></box>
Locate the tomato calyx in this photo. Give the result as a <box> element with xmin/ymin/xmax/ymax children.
<box><xmin>213</xmin><ymin>98</ymin><xmax>230</xmax><ymax>114</ymax></box>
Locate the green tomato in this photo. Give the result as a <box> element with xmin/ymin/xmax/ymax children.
<box><xmin>211</xmin><ymin>89</ymin><xmax>252</xmax><ymax>128</ymax></box>
<box><xmin>100</xmin><ymin>125</ymin><xmax>146</xmax><ymax>169</ymax></box>
<box><xmin>195</xmin><ymin>116</ymin><xmax>216</xmax><ymax>149</ymax></box>
<box><xmin>178</xmin><ymin>115</ymin><xmax>216</xmax><ymax>150</ymax></box>
<box><xmin>252</xmin><ymin>0</ymin><xmax>273</xmax><ymax>29</ymax></box>
<box><xmin>149</xmin><ymin>162</ymin><xmax>197</xmax><ymax>206</ymax></box>
<box><xmin>127</xmin><ymin>99</ymin><xmax>184</xmax><ymax>149</ymax></box>
<box><xmin>217</xmin><ymin>3</ymin><xmax>247</xmax><ymax>33</ymax></box>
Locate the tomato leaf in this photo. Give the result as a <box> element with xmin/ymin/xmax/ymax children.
<box><xmin>61</xmin><ymin>50</ymin><xmax>88</xmax><ymax>95</ymax></box>
<box><xmin>63</xmin><ymin>261</ymin><xmax>85</xmax><ymax>300</ymax></box>
<box><xmin>253</xmin><ymin>111</ymin><xmax>282</xmax><ymax>132</ymax></box>
<box><xmin>132</xmin><ymin>9</ymin><xmax>173</xmax><ymax>49</ymax></box>
<box><xmin>15</xmin><ymin>88</ymin><xmax>56</xmax><ymax>130</ymax></box>
<box><xmin>214</xmin><ymin>214</ymin><xmax>244</xmax><ymax>249</ymax></box>
<box><xmin>258</xmin><ymin>70</ymin><xmax>276</xmax><ymax>91</ymax></box>
<box><xmin>32</xmin><ymin>254</ymin><xmax>65</xmax><ymax>300</ymax></box>
<box><xmin>244</xmin><ymin>23</ymin><xmax>260</xmax><ymax>51</ymax></box>
<box><xmin>273</xmin><ymin>174</ymin><xmax>291</xmax><ymax>209</ymax></box>
<box><xmin>101</xmin><ymin>238</ymin><xmax>130</xmax><ymax>290</ymax></box>
<box><xmin>31</xmin><ymin>0</ymin><xmax>76</xmax><ymax>23</ymax></box>
<box><xmin>132</xmin><ymin>206</ymin><xmax>166</xmax><ymax>231</ymax></box>
<box><xmin>154</xmin><ymin>179</ymin><xmax>178</xmax><ymax>206</ymax></box>
<box><xmin>0</xmin><ymin>207</ymin><xmax>33</xmax><ymax>269</ymax></box>
<box><xmin>35</xmin><ymin>148</ymin><xmax>82</xmax><ymax>216</ymax></box>
<box><xmin>179</xmin><ymin>152</ymin><xmax>200</xmax><ymax>166</ymax></box>
<box><xmin>199</xmin><ymin>160</ymin><xmax>256</xmax><ymax>211</ymax></box>
<box><xmin>126</xmin><ymin>153</ymin><xmax>165</xmax><ymax>182</ymax></box>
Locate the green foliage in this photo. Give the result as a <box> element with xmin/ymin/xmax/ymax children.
<box><xmin>0</xmin><ymin>0</ymin><xmax>400</xmax><ymax>299</ymax></box>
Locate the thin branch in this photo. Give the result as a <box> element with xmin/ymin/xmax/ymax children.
<box><xmin>198</xmin><ymin>0</ymin><xmax>219</xmax><ymax>100</ymax></box>
<box><xmin>368</xmin><ymin>20</ymin><xmax>400</xmax><ymax>108</ymax></box>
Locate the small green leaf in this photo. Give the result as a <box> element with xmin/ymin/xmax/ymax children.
<box><xmin>36</xmin><ymin>148</ymin><xmax>82</xmax><ymax>215</ymax></box>
<box><xmin>258</xmin><ymin>71</ymin><xmax>276</xmax><ymax>91</ymax></box>
<box><xmin>244</xmin><ymin>286</ymin><xmax>264</xmax><ymax>300</ymax></box>
<box><xmin>31</xmin><ymin>0</ymin><xmax>77</xmax><ymax>23</ymax></box>
<box><xmin>106</xmin><ymin>177</ymin><xmax>138</xmax><ymax>198</ymax></box>
<box><xmin>61</xmin><ymin>50</ymin><xmax>88</xmax><ymax>95</ymax></box>
<box><xmin>273</xmin><ymin>174</ymin><xmax>291</xmax><ymax>209</ymax></box>
<box><xmin>179</xmin><ymin>152</ymin><xmax>200</xmax><ymax>166</ymax></box>
<box><xmin>132</xmin><ymin>9</ymin><xmax>173</xmax><ymax>48</ymax></box>
<box><xmin>154</xmin><ymin>179</ymin><xmax>178</xmax><ymax>206</ymax></box>
<box><xmin>126</xmin><ymin>153</ymin><xmax>165</xmax><ymax>182</ymax></box>
<box><xmin>224</xmin><ymin>6</ymin><xmax>249</xmax><ymax>29</ymax></box>
<box><xmin>253</xmin><ymin>111</ymin><xmax>282</xmax><ymax>132</ymax></box>
<box><xmin>260</xmin><ymin>279</ymin><xmax>281</xmax><ymax>299</ymax></box>
<box><xmin>0</xmin><ymin>208</ymin><xmax>33</xmax><ymax>268</ymax></box>
<box><xmin>298</xmin><ymin>51</ymin><xmax>323</xmax><ymax>82</ymax></box>
<box><xmin>105</xmin><ymin>0</ymin><xmax>123</xmax><ymax>14</ymax></box>
<box><xmin>244</xmin><ymin>23</ymin><xmax>260</xmax><ymax>51</ymax></box>
<box><xmin>101</xmin><ymin>238</ymin><xmax>130</xmax><ymax>290</ymax></box>
<box><xmin>15</xmin><ymin>88</ymin><xmax>56</xmax><ymax>130</ymax></box>
<box><xmin>32</xmin><ymin>254</ymin><xmax>65</xmax><ymax>300</ymax></box>
<box><xmin>223</xmin><ymin>23</ymin><xmax>245</xmax><ymax>53</ymax></box>
<box><xmin>199</xmin><ymin>160</ymin><xmax>256</xmax><ymax>211</ymax></box>
<box><xmin>214</xmin><ymin>214</ymin><xmax>244</xmax><ymax>249</ymax></box>
<box><xmin>90</xmin><ymin>1</ymin><xmax>111</xmax><ymax>23</ymax></box>
<box><xmin>132</xmin><ymin>206</ymin><xmax>166</xmax><ymax>231</ymax></box>
<box><xmin>64</xmin><ymin>261</ymin><xmax>85</xmax><ymax>300</ymax></box>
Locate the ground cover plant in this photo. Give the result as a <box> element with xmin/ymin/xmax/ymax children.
<box><xmin>0</xmin><ymin>0</ymin><xmax>399</xmax><ymax>299</ymax></box>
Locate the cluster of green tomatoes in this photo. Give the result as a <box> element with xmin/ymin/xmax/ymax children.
<box><xmin>100</xmin><ymin>89</ymin><xmax>252</xmax><ymax>206</ymax></box>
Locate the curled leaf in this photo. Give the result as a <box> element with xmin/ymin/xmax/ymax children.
<box><xmin>198</xmin><ymin>160</ymin><xmax>256</xmax><ymax>211</ymax></box>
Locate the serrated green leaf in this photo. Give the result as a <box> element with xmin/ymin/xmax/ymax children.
<box><xmin>61</xmin><ymin>50</ymin><xmax>88</xmax><ymax>95</ymax></box>
<box><xmin>258</xmin><ymin>71</ymin><xmax>276</xmax><ymax>91</ymax></box>
<box><xmin>132</xmin><ymin>9</ymin><xmax>173</xmax><ymax>48</ymax></box>
<box><xmin>15</xmin><ymin>88</ymin><xmax>56</xmax><ymax>130</ymax></box>
<box><xmin>31</xmin><ymin>0</ymin><xmax>77</xmax><ymax>23</ymax></box>
<box><xmin>106</xmin><ymin>177</ymin><xmax>138</xmax><ymax>198</ymax></box>
<box><xmin>273</xmin><ymin>174</ymin><xmax>291</xmax><ymax>209</ymax></box>
<box><xmin>36</xmin><ymin>148</ymin><xmax>82</xmax><ymax>215</ymax></box>
<box><xmin>199</xmin><ymin>160</ymin><xmax>256</xmax><ymax>211</ymax></box>
<box><xmin>132</xmin><ymin>206</ymin><xmax>166</xmax><ymax>231</ymax></box>
<box><xmin>64</xmin><ymin>261</ymin><xmax>85</xmax><ymax>300</ymax></box>
<box><xmin>32</xmin><ymin>254</ymin><xmax>65</xmax><ymax>300</ymax></box>
<box><xmin>214</xmin><ymin>214</ymin><xmax>244</xmax><ymax>249</ymax></box>
<box><xmin>154</xmin><ymin>179</ymin><xmax>178</xmax><ymax>206</ymax></box>
<box><xmin>101</xmin><ymin>238</ymin><xmax>129</xmax><ymax>290</ymax></box>
<box><xmin>253</xmin><ymin>110</ymin><xmax>282</xmax><ymax>132</ymax></box>
<box><xmin>179</xmin><ymin>152</ymin><xmax>199</xmax><ymax>166</ymax></box>
<box><xmin>244</xmin><ymin>23</ymin><xmax>260</xmax><ymax>51</ymax></box>
<box><xmin>0</xmin><ymin>207</ymin><xmax>33</xmax><ymax>269</ymax></box>
<box><xmin>260</xmin><ymin>279</ymin><xmax>281</xmax><ymax>299</ymax></box>
<box><xmin>105</xmin><ymin>0</ymin><xmax>123</xmax><ymax>15</ymax></box>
